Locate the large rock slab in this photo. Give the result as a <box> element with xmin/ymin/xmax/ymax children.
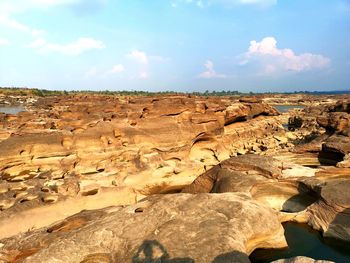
<box><xmin>308</xmin><ymin>178</ymin><xmax>350</xmax><ymax>243</ymax></box>
<box><xmin>182</xmin><ymin>155</ymin><xmax>283</xmax><ymax>194</ymax></box>
<box><xmin>0</xmin><ymin>193</ymin><xmax>287</xmax><ymax>263</ymax></box>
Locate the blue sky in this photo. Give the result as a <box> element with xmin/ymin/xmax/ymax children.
<box><xmin>0</xmin><ymin>0</ymin><xmax>349</xmax><ymax>92</ymax></box>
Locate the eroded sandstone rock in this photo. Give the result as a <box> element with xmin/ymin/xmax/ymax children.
<box><xmin>0</xmin><ymin>193</ymin><xmax>287</xmax><ymax>263</ymax></box>
<box><xmin>307</xmin><ymin>178</ymin><xmax>350</xmax><ymax>243</ymax></box>
<box><xmin>182</xmin><ymin>155</ymin><xmax>283</xmax><ymax>195</ymax></box>
<box><xmin>0</xmin><ymin>95</ymin><xmax>288</xmax><ymax>237</ymax></box>
<box><xmin>1</xmin><ymin>93</ymin><xmax>349</xmax><ymax>262</ymax></box>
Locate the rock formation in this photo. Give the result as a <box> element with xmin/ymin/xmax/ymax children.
<box><xmin>0</xmin><ymin>193</ymin><xmax>286</xmax><ymax>263</ymax></box>
<box><xmin>0</xmin><ymin>95</ymin><xmax>289</xmax><ymax>239</ymax></box>
<box><xmin>0</xmin><ymin>92</ymin><xmax>350</xmax><ymax>262</ymax></box>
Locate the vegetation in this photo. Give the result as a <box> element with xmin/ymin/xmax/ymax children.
<box><xmin>1</xmin><ymin>86</ymin><xmax>349</xmax><ymax>97</ymax></box>
<box><xmin>0</xmin><ymin>87</ymin><xmax>68</xmax><ymax>97</ymax></box>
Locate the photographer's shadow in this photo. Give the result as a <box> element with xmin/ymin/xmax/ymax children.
<box><xmin>132</xmin><ymin>240</ymin><xmax>194</xmax><ymax>263</ymax></box>
<box><xmin>132</xmin><ymin>240</ymin><xmax>250</xmax><ymax>263</ymax></box>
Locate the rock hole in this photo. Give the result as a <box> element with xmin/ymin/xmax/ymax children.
<box><xmin>41</xmin><ymin>187</ymin><xmax>50</xmax><ymax>193</ymax></box>
<box><xmin>318</xmin><ymin>151</ymin><xmax>345</xmax><ymax>166</ymax></box>
<box><xmin>82</xmin><ymin>189</ymin><xmax>99</xmax><ymax>196</ymax></box>
<box><xmin>134</xmin><ymin>207</ymin><xmax>144</xmax><ymax>213</ymax></box>
<box><xmin>44</xmin><ymin>198</ymin><xmax>56</xmax><ymax>203</ymax></box>
<box><xmin>224</xmin><ymin>116</ymin><xmax>247</xmax><ymax>126</ymax></box>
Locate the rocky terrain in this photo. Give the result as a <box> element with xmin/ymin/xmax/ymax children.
<box><xmin>0</xmin><ymin>92</ymin><xmax>349</xmax><ymax>263</ymax></box>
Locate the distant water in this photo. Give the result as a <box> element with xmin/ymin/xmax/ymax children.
<box><xmin>250</xmin><ymin>222</ymin><xmax>350</xmax><ymax>263</ymax></box>
<box><xmin>275</xmin><ymin>105</ymin><xmax>305</xmax><ymax>113</ymax></box>
<box><xmin>0</xmin><ymin>106</ymin><xmax>25</xmax><ymax>114</ymax></box>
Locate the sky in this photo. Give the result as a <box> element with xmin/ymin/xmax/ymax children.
<box><xmin>0</xmin><ymin>0</ymin><xmax>349</xmax><ymax>92</ymax></box>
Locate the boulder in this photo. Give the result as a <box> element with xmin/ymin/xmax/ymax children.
<box><xmin>182</xmin><ymin>155</ymin><xmax>283</xmax><ymax>194</ymax></box>
<box><xmin>307</xmin><ymin>178</ymin><xmax>350</xmax><ymax>242</ymax></box>
<box><xmin>317</xmin><ymin>112</ymin><xmax>350</xmax><ymax>132</ymax></box>
<box><xmin>322</xmin><ymin>135</ymin><xmax>350</xmax><ymax>156</ymax></box>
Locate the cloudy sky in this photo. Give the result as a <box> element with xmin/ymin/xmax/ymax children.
<box><xmin>0</xmin><ymin>0</ymin><xmax>349</xmax><ymax>92</ymax></box>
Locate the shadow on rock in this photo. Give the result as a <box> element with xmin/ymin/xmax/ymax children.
<box><xmin>212</xmin><ymin>251</ymin><xmax>250</xmax><ymax>263</ymax></box>
<box><xmin>317</xmin><ymin>151</ymin><xmax>344</xmax><ymax>166</ymax></box>
<box><xmin>132</xmin><ymin>240</ymin><xmax>194</xmax><ymax>263</ymax></box>
<box><xmin>324</xmin><ymin>208</ymin><xmax>350</xmax><ymax>249</ymax></box>
<box><xmin>281</xmin><ymin>194</ymin><xmax>317</xmax><ymax>213</ymax></box>
<box><xmin>281</xmin><ymin>184</ymin><xmax>318</xmax><ymax>213</ymax></box>
<box><xmin>132</xmin><ymin>240</ymin><xmax>251</xmax><ymax>263</ymax></box>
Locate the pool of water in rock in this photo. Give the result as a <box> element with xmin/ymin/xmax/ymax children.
<box><xmin>275</xmin><ymin>105</ymin><xmax>305</xmax><ymax>113</ymax></box>
<box><xmin>0</xmin><ymin>106</ymin><xmax>25</xmax><ymax>114</ymax></box>
<box><xmin>250</xmin><ymin>222</ymin><xmax>350</xmax><ymax>263</ymax></box>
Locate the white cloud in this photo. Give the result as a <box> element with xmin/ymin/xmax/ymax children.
<box><xmin>171</xmin><ymin>0</ymin><xmax>206</xmax><ymax>8</ymax></box>
<box><xmin>0</xmin><ymin>5</ymin><xmax>103</xmax><ymax>58</ymax></box>
<box><xmin>171</xmin><ymin>0</ymin><xmax>276</xmax><ymax>8</ymax></box>
<box><xmin>0</xmin><ymin>0</ymin><xmax>86</xmax><ymax>14</ymax></box>
<box><xmin>149</xmin><ymin>55</ymin><xmax>170</xmax><ymax>63</ymax></box>
<box><xmin>198</xmin><ymin>60</ymin><xmax>226</xmax><ymax>79</ymax></box>
<box><xmin>139</xmin><ymin>72</ymin><xmax>148</xmax><ymax>79</ymax></box>
<box><xmin>0</xmin><ymin>15</ymin><xmax>29</xmax><ymax>32</ymax></box>
<box><xmin>126</xmin><ymin>50</ymin><xmax>168</xmax><ymax>65</ymax></box>
<box><xmin>26</xmin><ymin>38</ymin><xmax>47</xmax><ymax>48</ymax></box>
<box><xmin>29</xmin><ymin>0</ymin><xmax>79</xmax><ymax>6</ymax></box>
<box><xmin>236</xmin><ymin>0</ymin><xmax>276</xmax><ymax>5</ymax></box>
<box><xmin>0</xmin><ymin>38</ymin><xmax>10</xmax><ymax>46</ymax></box>
<box><xmin>241</xmin><ymin>37</ymin><xmax>330</xmax><ymax>74</ymax></box>
<box><xmin>0</xmin><ymin>0</ymin><xmax>108</xmax><ymax>17</ymax></box>
<box><xmin>26</xmin><ymin>37</ymin><xmax>105</xmax><ymax>55</ymax></box>
<box><xmin>0</xmin><ymin>0</ymin><xmax>104</xmax><ymax>37</ymax></box>
<box><xmin>127</xmin><ymin>50</ymin><xmax>149</xmax><ymax>64</ymax></box>
<box><xmin>85</xmin><ymin>64</ymin><xmax>125</xmax><ymax>78</ymax></box>
<box><xmin>31</xmin><ymin>29</ymin><xmax>46</xmax><ymax>37</ymax></box>
<box><xmin>0</xmin><ymin>15</ymin><xmax>45</xmax><ymax>37</ymax></box>
<box><xmin>109</xmin><ymin>64</ymin><xmax>125</xmax><ymax>74</ymax></box>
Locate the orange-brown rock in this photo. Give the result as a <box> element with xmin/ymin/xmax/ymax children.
<box><xmin>0</xmin><ymin>193</ymin><xmax>287</xmax><ymax>263</ymax></box>
<box><xmin>182</xmin><ymin>155</ymin><xmax>283</xmax><ymax>194</ymax></box>
<box><xmin>0</xmin><ymin>94</ymin><xmax>287</xmax><ymax>238</ymax></box>
<box><xmin>1</xmin><ymin>93</ymin><xmax>349</xmax><ymax>262</ymax></box>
